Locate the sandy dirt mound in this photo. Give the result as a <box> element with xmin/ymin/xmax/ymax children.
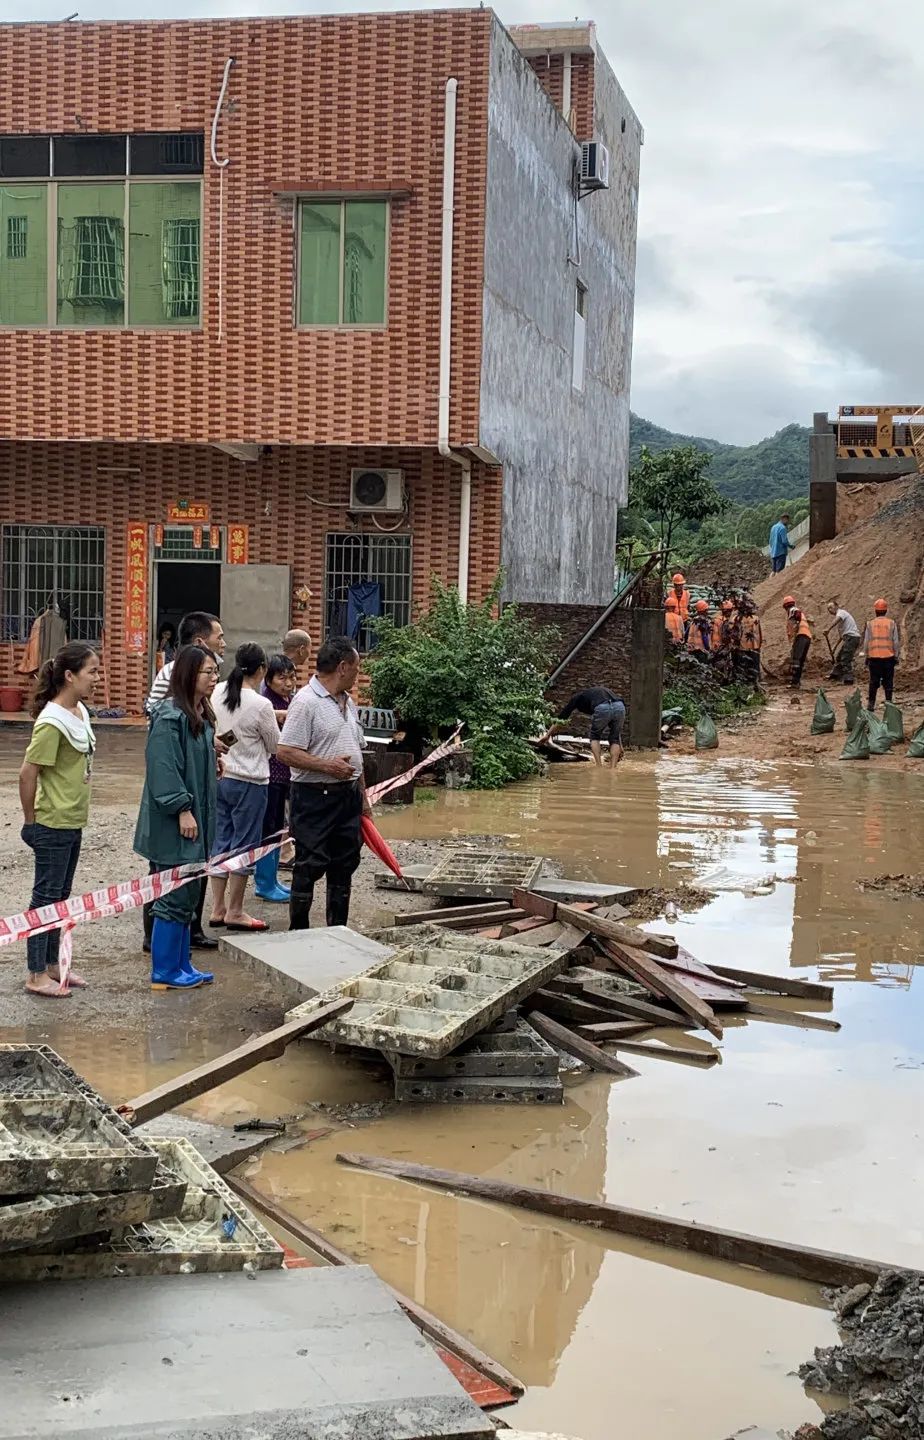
<box><xmin>686</xmin><ymin>547</ymin><xmax>770</xmax><ymax>592</ymax></box>
<box><xmin>755</xmin><ymin>478</ymin><xmax>924</xmax><ymax>679</ymax></box>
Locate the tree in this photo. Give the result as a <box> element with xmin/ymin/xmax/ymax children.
<box><xmin>368</xmin><ymin>574</ymin><xmax>559</xmax><ymax>789</ymax></box>
<box><xmin>628</xmin><ymin>444</ymin><xmax>726</xmax><ymax>565</ymax></box>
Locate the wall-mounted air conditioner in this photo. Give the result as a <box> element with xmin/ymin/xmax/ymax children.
<box><xmin>349</xmin><ymin>468</ymin><xmax>405</xmax><ymax>513</ymax></box>
<box><xmin>580</xmin><ymin>140</ymin><xmax>610</xmax><ymax>191</ymax></box>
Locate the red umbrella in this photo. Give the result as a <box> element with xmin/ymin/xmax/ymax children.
<box><xmin>361</xmin><ymin>815</ymin><xmax>404</xmax><ymax>879</ymax></box>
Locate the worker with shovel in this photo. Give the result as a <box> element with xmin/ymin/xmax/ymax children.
<box><xmin>825</xmin><ymin>601</ymin><xmax>861</xmax><ymax>684</ymax></box>
<box><xmin>783</xmin><ymin>596</ymin><xmax>812</xmax><ymax>688</ymax></box>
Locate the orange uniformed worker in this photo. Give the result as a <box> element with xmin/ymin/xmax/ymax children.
<box><xmin>862</xmin><ymin>599</ymin><xmax>900</xmax><ymax>711</ymax></box>
<box><xmin>737</xmin><ymin>601</ymin><xmax>762</xmax><ymax>684</ymax></box>
<box><xmin>787</xmin><ymin>604</ymin><xmax>812</xmax><ymax>688</ymax></box>
<box><xmin>664</xmin><ymin>594</ymin><xmax>685</xmax><ymax>645</ymax></box>
<box><xmin>670</xmin><ymin>573</ymin><xmax>690</xmax><ymax>622</ymax></box>
<box><xmin>711</xmin><ymin>599</ymin><xmax>734</xmax><ymax>653</ymax></box>
<box><xmin>687</xmin><ymin>599</ymin><xmax>711</xmax><ymax>654</ymax></box>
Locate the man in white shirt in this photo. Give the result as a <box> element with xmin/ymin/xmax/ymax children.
<box><xmin>146</xmin><ymin>611</ymin><xmax>226</xmax><ymax>716</ymax></box>
<box><xmin>825</xmin><ymin>601</ymin><xmax>861</xmax><ymax>684</ymax></box>
<box><xmin>277</xmin><ymin>636</ymin><xmax>371</xmax><ymax>930</ymax></box>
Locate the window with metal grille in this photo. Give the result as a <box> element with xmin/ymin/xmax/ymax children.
<box><xmin>162</xmin><ymin>217</ymin><xmax>200</xmax><ymax>319</ymax></box>
<box><xmin>1</xmin><ymin>525</ymin><xmax>105</xmax><ymax>643</ymax></box>
<box><xmin>6</xmin><ymin>215</ymin><xmax>26</xmax><ymax>259</ymax></box>
<box><xmin>61</xmin><ymin>214</ymin><xmax>125</xmax><ymax>307</ymax></box>
<box><xmin>153</xmin><ymin>527</ymin><xmax>223</xmax><ymax>562</ymax></box>
<box><xmin>324</xmin><ymin>533</ymin><xmax>411</xmax><ymax>651</ymax></box>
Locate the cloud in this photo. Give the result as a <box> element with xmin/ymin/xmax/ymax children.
<box><xmin>5</xmin><ymin>0</ymin><xmax>924</xmax><ymax>442</ymax></box>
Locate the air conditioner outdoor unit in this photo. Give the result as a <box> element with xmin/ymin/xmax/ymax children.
<box><xmin>349</xmin><ymin>468</ymin><xmax>405</xmax><ymax>513</ymax></box>
<box><xmin>580</xmin><ymin>140</ymin><xmax>610</xmax><ymax>191</ymax></box>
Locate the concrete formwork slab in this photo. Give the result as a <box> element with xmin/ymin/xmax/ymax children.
<box><xmin>0</xmin><ymin>1138</ymin><xmax>284</xmax><ymax>1281</ymax></box>
<box><xmin>423</xmin><ymin>849</ymin><xmax>544</xmax><ymax>900</ymax></box>
<box><xmin>287</xmin><ymin>935</ymin><xmax>565</xmax><ymax>1059</ymax></box>
<box><xmin>393</xmin><ymin>1073</ymin><xmax>563</xmax><ymax>1104</ymax></box>
<box><xmin>218</xmin><ymin>924</ymin><xmax>392</xmax><ymax>1007</ymax></box>
<box><xmin>0</xmin><ymin>1045</ymin><xmax>158</xmax><ymax>1197</ymax></box>
<box><xmin>0</xmin><ymin>1155</ymin><xmax>186</xmax><ymax>1254</ymax></box>
<box><xmin>0</xmin><ymin>1265</ymin><xmax>494</xmax><ymax>1438</ymax></box>
<box><xmin>389</xmin><ymin>1020</ymin><xmax>560</xmax><ymax>1079</ymax></box>
<box><xmin>138</xmin><ymin>1113</ymin><xmax>275</xmax><ymax>1174</ymax></box>
<box><xmin>530</xmin><ymin>878</ymin><xmax>642</xmax><ymax>905</ymax></box>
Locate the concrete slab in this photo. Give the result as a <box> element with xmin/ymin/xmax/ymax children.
<box><xmin>287</xmin><ymin>934</ymin><xmax>565</xmax><ymax>1059</ymax></box>
<box><xmin>219</xmin><ymin>924</ymin><xmax>392</xmax><ymax>1007</ymax></box>
<box><xmin>531</xmin><ymin>878</ymin><xmax>642</xmax><ymax>904</ymax></box>
<box><xmin>375</xmin><ymin>864</ymin><xmax>430</xmax><ymax>893</ymax></box>
<box><xmin>139</xmin><ymin>1114</ymin><xmax>273</xmax><ymax>1174</ymax></box>
<box><xmin>0</xmin><ymin>1138</ymin><xmax>284</xmax><ymax>1281</ymax></box>
<box><xmin>0</xmin><ymin>1265</ymin><xmax>494</xmax><ymax>1438</ymax></box>
<box><xmin>0</xmin><ymin>1045</ymin><xmax>158</xmax><ymax>1197</ymax></box>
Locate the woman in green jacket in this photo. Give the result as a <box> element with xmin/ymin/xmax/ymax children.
<box><xmin>134</xmin><ymin>645</ymin><xmax>219</xmax><ymax>990</ymax></box>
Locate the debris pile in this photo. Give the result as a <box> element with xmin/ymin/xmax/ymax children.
<box><xmin>687</xmin><ymin>546</ymin><xmax>771</xmax><ymax>592</ymax></box>
<box><xmin>858</xmin><ymin>873</ymin><xmax>924</xmax><ymax>900</ymax></box>
<box><xmin>285</xmin><ymin>848</ymin><xmax>842</xmax><ymax>1101</ymax></box>
<box><xmin>798</xmin><ymin>1269</ymin><xmax>924</xmax><ymax>1439</ymax></box>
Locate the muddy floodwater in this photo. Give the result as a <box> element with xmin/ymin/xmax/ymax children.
<box><xmin>5</xmin><ymin>751</ymin><xmax>924</xmax><ymax>1440</ymax></box>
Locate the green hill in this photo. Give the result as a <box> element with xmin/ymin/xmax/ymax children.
<box><xmin>629</xmin><ymin>415</ymin><xmax>810</xmax><ymax>505</ymax></box>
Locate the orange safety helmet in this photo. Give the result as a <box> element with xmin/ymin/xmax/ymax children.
<box><xmin>874</xmin><ymin>598</ymin><xmax>888</xmax><ymax>613</ymax></box>
<box><xmin>672</xmin><ymin>573</ymin><xmax>685</xmax><ymax>585</ymax></box>
<box><xmin>782</xmin><ymin>595</ymin><xmax>796</xmax><ymax>608</ymax></box>
<box><xmin>721</xmin><ymin>599</ymin><xmax>734</xmax><ymax>612</ymax></box>
<box><xmin>695</xmin><ymin>599</ymin><xmax>709</xmax><ymax>614</ymax></box>
<box><xmin>665</xmin><ymin>595</ymin><xmax>679</xmax><ymax>610</ymax></box>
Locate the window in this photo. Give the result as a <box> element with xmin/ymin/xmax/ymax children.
<box><xmin>324</xmin><ymin>533</ymin><xmax>411</xmax><ymax>651</ymax></box>
<box><xmin>0</xmin><ymin>133</ymin><xmax>203</xmax><ymax>327</ymax></box>
<box><xmin>1</xmin><ymin>525</ymin><xmax>105</xmax><ymax>643</ymax></box>
<box><xmin>299</xmin><ymin>200</ymin><xmax>388</xmax><ymax>326</ymax></box>
<box><xmin>572</xmin><ymin>281</ymin><xmax>587</xmax><ymax>392</ymax></box>
<box><xmin>0</xmin><ymin>137</ymin><xmax>50</xmax><ymax>179</ymax></box>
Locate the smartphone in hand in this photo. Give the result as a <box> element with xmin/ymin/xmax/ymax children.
<box><xmin>217</xmin><ymin>730</ymin><xmax>239</xmax><ymax>747</ymax></box>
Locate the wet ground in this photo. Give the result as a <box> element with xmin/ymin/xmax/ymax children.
<box><xmin>2</xmin><ymin>728</ymin><xmax>923</xmax><ymax>1440</ymax></box>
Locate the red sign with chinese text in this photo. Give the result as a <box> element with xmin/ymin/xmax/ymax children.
<box><xmin>227</xmin><ymin>524</ymin><xmax>249</xmax><ymax>565</ymax></box>
<box><xmin>124</xmin><ymin>523</ymin><xmax>148</xmax><ymax>655</ymax></box>
<box><xmin>153</xmin><ymin>523</ymin><xmax>164</xmax><ymax>548</ymax></box>
<box><xmin>167</xmin><ymin>501</ymin><xmax>210</xmax><ymax>524</ymax></box>
<box><xmin>192</xmin><ymin>525</ymin><xmax>203</xmax><ymax>550</ymax></box>
<box><xmin>209</xmin><ymin>525</ymin><xmax>220</xmax><ymax>550</ymax></box>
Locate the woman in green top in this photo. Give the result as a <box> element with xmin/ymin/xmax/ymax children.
<box><xmin>19</xmin><ymin>641</ymin><xmax>100</xmax><ymax>998</ymax></box>
<box><xmin>134</xmin><ymin>645</ymin><xmax>219</xmax><ymax>991</ymax></box>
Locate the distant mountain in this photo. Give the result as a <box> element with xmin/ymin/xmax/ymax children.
<box><xmin>629</xmin><ymin>414</ymin><xmax>810</xmax><ymax>505</ymax></box>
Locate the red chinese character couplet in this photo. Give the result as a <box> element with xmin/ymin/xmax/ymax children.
<box><xmin>227</xmin><ymin>524</ymin><xmax>249</xmax><ymax>565</ymax></box>
<box><xmin>124</xmin><ymin>524</ymin><xmax>148</xmax><ymax>655</ymax></box>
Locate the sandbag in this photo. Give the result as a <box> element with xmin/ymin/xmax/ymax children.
<box><xmin>840</xmin><ymin>715</ymin><xmax>870</xmax><ymax>760</ymax></box>
<box><xmin>866</xmin><ymin>710</ymin><xmax>893</xmax><ymax>755</ymax></box>
<box><xmin>909</xmin><ymin>722</ymin><xmax>924</xmax><ymax>758</ymax></box>
<box><xmin>810</xmin><ymin>689</ymin><xmax>836</xmax><ymax>735</ymax></box>
<box><xmin>883</xmin><ymin>702</ymin><xmax>904</xmax><ymax>743</ymax></box>
<box><xmin>694</xmin><ymin>714</ymin><xmax>718</xmax><ymax>750</ymax></box>
<box><xmin>844</xmin><ymin>688</ymin><xmax>862</xmax><ymax>731</ymax></box>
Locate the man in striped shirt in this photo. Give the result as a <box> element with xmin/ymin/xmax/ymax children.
<box><xmin>145</xmin><ymin>611</ymin><xmax>225</xmax><ymax>716</ymax></box>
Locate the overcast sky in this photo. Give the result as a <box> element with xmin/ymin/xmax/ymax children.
<box><xmin>7</xmin><ymin>0</ymin><xmax>924</xmax><ymax>443</ymax></box>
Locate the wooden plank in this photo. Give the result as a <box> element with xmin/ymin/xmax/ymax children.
<box><xmin>499</xmin><ymin>916</ymin><xmax>554</xmax><ymax>937</ymax></box>
<box><xmin>121</xmin><ymin>1001</ymin><xmax>353</xmax><ymax>1126</ymax></box>
<box><xmin>335</xmin><ymin>1154</ymin><xmax>910</xmax><ymax>1289</ymax></box>
<box><xmin>391</xmin><ymin>901</ymin><xmax>514</xmax><ymax>926</ymax></box>
<box><xmin>744</xmin><ymin>1002</ymin><xmax>841</xmax><ymax>1032</ymax></box>
<box><xmin>513</xmin><ymin>890</ymin><xmax>680</xmax><ymax>960</ymax></box>
<box><xmin>604</xmin><ymin>939</ymin><xmax>724</xmax><ymax>1040</ymax></box>
<box><xmin>436</xmin><ymin>908</ymin><xmax>526</xmax><ymax>931</ymax></box>
<box><xmin>227</xmin><ymin>1176</ymin><xmax>524</xmax><ymax>1398</ymax></box>
<box><xmin>474</xmin><ymin>926</ymin><xmax>504</xmax><ymax>939</ymax></box>
<box><xmin>523</xmin><ymin>989</ymin><xmax>624</xmax><ymax>1026</ymax></box>
<box><xmin>527</xmin><ymin>1012</ymin><xmax>638</xmax><ymax>1078</ymax></box>
<box><xmin>509</xmin><ymin>921</ymin><xmax>563</xmax><ymax>947</ymax></box>
<box><xmin>657</xmin><ymin>946</ymin><xmax>746</xmax><ymax>988</ymax></box>
<box><xmin>575</xmin><ymin>1021</ymin><xmax>650</xmax><ymax>1040</ymax></box>
<box><xmin>601</xmin><ymin>1038</ymin><xmax>719</xmax><ymax>1069</ymax></box>
<box><xmin>709</xmin><ymin>963</ymin><xmax>834</xmax><ymax>1001</ymax></box>
<box><xmin>576</xmin><ymin>985</ymin><xmax>692</xmax><ymax>1029</ymax></box>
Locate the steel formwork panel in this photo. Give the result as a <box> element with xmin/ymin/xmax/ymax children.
<box><xmin>0</xmin><ymin>1139</ymin><xmax>284</xmax><ymax>1281</ymax></box>
<box><xmin>0</xmin><ymin>1046</ymin><xmax>158</xmax><ymax>1197</ymax></box>
<box><xmin>0</xmin><ymin>1156</ymin><xmax>187</xmax><ymax>1255</ymax></box>
<box><xmin>389</xmin><ymin>1019</ymin><xmax>560</xmax><ymax>1079</ymax></box>
<box><xmin>287</xmin><ymin>937</ymin><xmax>565</xmax><ymax>1058</ymax></box>
<box><xmin>422</xmin><ymin>849</ymin><xmax>544</xmax><ymax>899</ymax></box>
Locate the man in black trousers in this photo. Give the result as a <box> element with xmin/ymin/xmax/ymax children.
<box><xmin>277</xmin><ymin>636</ymin><xmax>371</xmax><ymax>929</ymax></box>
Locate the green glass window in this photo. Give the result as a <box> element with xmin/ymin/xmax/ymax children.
<box><xmin>56</xmin><ymin>182</ymin><xmax>124</xmax><ymax>326</ymax></box>
<box><xmin>299</xmin><ymin>199</ymin><xmax>387</xmax><ymax>326</ymax></box>
<box><xmin>0</xmin><ymin>184</ymin><xmax>47</xmax><ymax>324</ymax></box>
<box><xmin>128</xmin><ymin>181</ymin><xmax>200</xmax><ymax>326</ymax></box>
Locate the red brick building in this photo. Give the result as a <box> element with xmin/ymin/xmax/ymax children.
<box><xmin>0</xmin><ymin>12</ymin><xmax>640</xmax><ymax>712</ymax></box>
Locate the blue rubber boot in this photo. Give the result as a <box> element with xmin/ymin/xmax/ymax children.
<box><xmin>254</xmin><ymin>852</ymin><xmax>290</xmax><ymax>903</ymax></box>
<box><xmin>179</xmin><ymin>924</ymin><xmax>213</xmax><ymax>985</ymax></box>
<box><xmin>151</xmin><ymin>918</ymin><xmax>206</xmax><ymax>991</ymax></box>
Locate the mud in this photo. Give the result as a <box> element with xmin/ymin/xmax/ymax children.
<box><xmin>625</xmin><ymin>885</ymin><xmax>712</xmax><ymax>921</ymax></box>
<box><xmin>798</xmin><ymin>1270</ymin><xmax>924</xmax><ymax>1439</ymax></box>
<box><xmin>858</xmin><ymin>874</ymin><xmax>924</xmax><ymax>900</ymax></box>
<box><xmin>2</xmin><ymin>734</ymin><xmax>924</xmax><ymax>1440</ymax></box>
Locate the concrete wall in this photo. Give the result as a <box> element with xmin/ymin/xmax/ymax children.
<box><xmin>480</xmin><ymin>20</ymin><xmax>641</xmax><ymax>605</ymax></box>
<box><xmin>516</xmin><ymin>602</ymin><xmax>663</xmax><ymax>747</ymax></box>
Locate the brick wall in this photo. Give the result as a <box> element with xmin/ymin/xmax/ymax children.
<box><xmin>525</xmin><ymin>51</ymin><xmax>595</xmax><ymax>135</ymax></box>
<box><xmin>0</xmin><ymin>441</ymin><xmax>502</xmax><ymax>712</ymax></box>
<box><xmin>0</xmin><ymin>12</ymin><xmax>492</xmax><ymax>447</ymax></box>
<box><xmin>516</xmin><ymin>601</ymin><xmax>663</xmax><ymax>747</ymax></box>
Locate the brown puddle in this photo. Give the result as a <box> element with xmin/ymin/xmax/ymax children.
<box><xmin>6</xmin><ymin>753</ymin><xmax>924</xmax><ymax>1439</ymax></box>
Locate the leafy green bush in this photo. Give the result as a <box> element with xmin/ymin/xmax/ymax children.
<box><xmin>663</xmin><ymin>651</ymin><xmax>766</xmax><ymax>727</ymax></box>
<box><xmin>368</xmin><ymin>575</ymin><xmax>558</xmax><ymax>789</ymax></box>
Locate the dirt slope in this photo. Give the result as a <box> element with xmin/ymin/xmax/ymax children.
<box><xmin>756</xmin><ymin>477</ymin><xmax>924</xmax><ymax>679</ymax></box>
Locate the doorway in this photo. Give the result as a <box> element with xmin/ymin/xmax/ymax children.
<box><xmin>151</xmin><ymin>526</ymin><xmax>223</xmax><ymax>676</ymax></box>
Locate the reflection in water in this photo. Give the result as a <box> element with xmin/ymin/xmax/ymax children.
<box><xmin>5</xmin><ymin>752</ymin><xmax>924</xmax><ymax>1440</ymax></box>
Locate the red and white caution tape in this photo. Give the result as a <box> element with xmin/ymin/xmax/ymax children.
<box><xmin>366</xmin><ymin>728</ymin><xmax>463</xmax><ymax>803</ymax></box>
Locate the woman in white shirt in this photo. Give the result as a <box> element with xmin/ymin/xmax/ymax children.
<box><xmin>208</xmin><ymin>643</ymin><xmax>279</xmax><ymax>932</ymax></box>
